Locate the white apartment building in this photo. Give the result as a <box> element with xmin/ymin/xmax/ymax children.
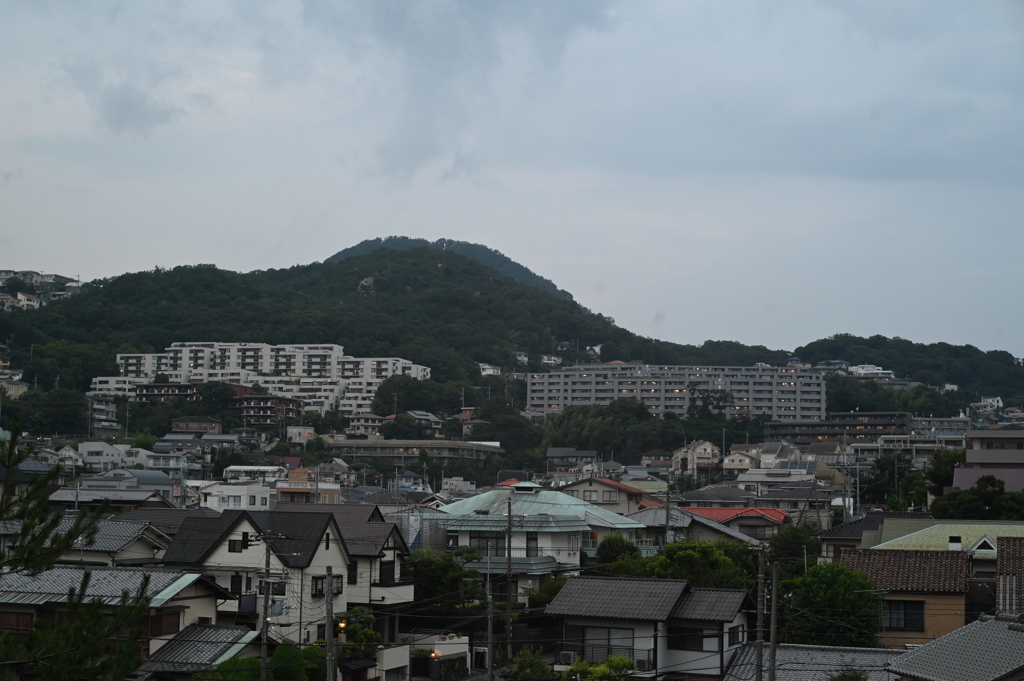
<box><xmin>528</xmin><ymin>363</ymin><xmax>827</xmax><ymax>420</ymax></box>
<box><xmin>89</xmin><ymin>343</ymin><xmax>430</xmax><ymax>415</ymax></box>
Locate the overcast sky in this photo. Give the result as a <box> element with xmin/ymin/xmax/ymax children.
<box><xmin>3</xmin><ymin>1</ymin><xmax>1024</xmax><ymax>357</ymax></box>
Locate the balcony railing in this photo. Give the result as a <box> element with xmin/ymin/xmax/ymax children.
<box><xmin>557</xmin><ymin>642</ymin><xmax>653</xmax><ymax>667</ymax></box>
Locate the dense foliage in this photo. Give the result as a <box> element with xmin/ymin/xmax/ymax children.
<box><xmin>782</xmin><ymin>562</ymin><xmax>881</xmax><ymax>647</ymax></box>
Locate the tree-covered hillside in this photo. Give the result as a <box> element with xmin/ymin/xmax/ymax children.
<box><xmin>325</xmin><ymin>236</ymin><xmax>575</xmax><ymax>300</ymax></box>
<box><xmin>0</xmin><ymin>247</ymin><xmax>786</xmax><ymax>394</ymax></box>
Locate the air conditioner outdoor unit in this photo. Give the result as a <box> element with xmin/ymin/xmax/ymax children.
<box><xmin>559</xmin><ymin>652</ymin><xmax>577</xmax><ymax>665</ymax></box>
<box><xmin>634</xmin><ymin>659</ymin><xmax>653</xmax><ymax>672</ymax></box>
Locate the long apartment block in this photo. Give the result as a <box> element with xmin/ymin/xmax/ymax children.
<box><xmin>90</xmin><ymin>342</ymin><xmax>430</xmax><ymax>415</ymax></box>
<box><xmin>528</xmin><ymin>363</ymin><xmax>826</xmax><ymax>420</ymax></box>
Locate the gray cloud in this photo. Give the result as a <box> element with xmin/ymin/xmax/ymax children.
<box><xmin>62</xmin><ymin>57</ymin><xmax>183</xmax><ymax>135</ymax></box>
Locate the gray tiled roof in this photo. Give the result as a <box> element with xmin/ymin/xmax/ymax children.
<box><xmin>465</xmin><ymin>555</ymin><xmax>571</xmax><ymax>575</ymax></box>
<box><xmin>887</xmin><ymin>614</ymin><xmax>1024</xmax><ymax>681</ymax></box>
<box><xmin>0</xmin><ymin>566</ymin><xmax>209</xmax><ymax>607</ymax></box>
<box><xmin>49</xmin><ymin>489</ymin><xmax>172</xmax><ymax>503</ymax></box>
<box><xmin>546</xmin><ymin>576</ymin><xmax>688</xmax><ymax>621</ymax></box>
<box><xmin>0</xmin><ymin>517</ymin><xmax>160</xmax><ymax>552</ymax></box>
<box><xmin>671</xmin><ymin>588</ymin><xmax>750</xmax><ymax>622</ymax></box>
<box><xmin>817</xmin><ymin>510</ymin><xmax>933</xmax><ymax>539</ymax></box>
<box><xmin>275</xmin><ymin>503</ymin><xmax>407</xmax><ymax>557</ymax></box>
<box><xmin>724</xmin><ymin>642</ymin><xmax>903</xmax><ymax>681</ymax></box>
<box><xmin>141</xmin><ymin>624</ymin><xmax>258</xmax><ymax>672</ymax></box>
<box><xmin>111</xmin><ymin>507</ymin><xmax>221</xmax><ymax>536</ymax></box>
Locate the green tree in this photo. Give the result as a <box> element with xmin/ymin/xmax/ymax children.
<box><xmin>0</xmin><ymin>423</ymin><xmax>152</xmax><ymax>680</ymax></box>
<box><xmin>403</xmin><ymin>548</ymin><xmax>486</xmax><ymax>613</ymax></box>
<box><xmin>925</xmin><ymin>448</ymin><xmax>966</xmax><ymax>497</ymax></box>
<box><xmin>782</xmin><ymin>562</ymin><xmax>881</xmax><ymax>647</ymax></box>
<box><xmin>301</xmin><ymin>645</ymin><xmax>327</xmax><ymax>681</ymax></box>
<box><xmin>379</xmin><ymin>414</ymin><xmax>423</xmax><ymax>440</ymax></box>
<box><xmin>768</xmin><ymin>525</ymin><xmax>820</xmax><ymax>579</ymax></box>
<box><xmin>196</xmin><ymin>657</ymin><xmax>260</xmax><ymax>681</ymax></box>
<box><xmin>269</xmin><ymin>644</ymin><xmax>307</xmax><ymax>681</ymax></box>
<box><xmin>132</xmin><ymin>427</ymin><xmax>157</xmax><ymax>451</ymax></box>
<box><xmin>338</xmin><ymin>607</ymin><xmax>382</xmax><ymax>656</ymax></box>
<box><xmin>595</xmin><ymin>534</ymin><xmax>640</xmax><ymax>565</ymax></box>
<box><xmin>646</xmin><ymin>541</ymin><xmax>752</xmax><ymax>589</ymax></box>
<box><xmin>501</xmin><ymin>647</ymin><xmax>557</xmax><ymax>681</ymax></box>
<box><xmin>526</xmin><ymin>575</ymin><xmax>568</xmax><ymax>609</ymax></box>
<box><xmin>561</xmin><ymin>655</ymin><xmax>634</xmax><ymax>681</ymax></box>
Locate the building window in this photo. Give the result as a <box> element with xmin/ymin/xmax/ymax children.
<box><xmin>317</xmin><ymin>623</ymin><xmax>326</xmax><ymax>641</ymax></box>
<box><xmin>228</xmin><ymin>540</ymin><xmax>243</xmax><ymax>553</ymax></box>
<box><xmin>249</xmin><ymin>495</ymin><xmax>257</xmax><ymax>505</ymax></box>
<box><xmin>259</xmin><ymin>579</ymin><xmax>286</xmax><ymax>596</ymax></box>
<box><xmin>332</xmin><ymin>574</ymin><xmax>344</xmax><ymax>594</ymax></box>
<box><xmin>348</xmin><ymin>561</ymin><xmax>359</xmax><ymax>585</ymax></box>
<box><xmin>728</xmin><ymin>625</ymin><xmax>744</xmax><ymax>646</ymax></box>
<box><xmin>668</xmin><ymin>626</ymin><xmax>705</xmax><ymax>651</ymax></box>
<box><xmin>311</xmin><ymin>576</ymin><xmax>325</xmax><ymax>598</ymax></box>
<box><xmin>230</xmin><ymin>574</ymin><xmax>243</xmax><ymax>594</ymax></box>
<box><xmin>583</xmin><ymin>490</ymin><xmax>598</xmax><ymax>501</ymax></box>
<box><xmin>149</xmin><ymin>613</ymin><xmax>180</xmax><ymax>637</ymax></box>
<box><xmin>884</xmin><ymin>600</ymin><xmax>925</xmax><ymax>631</ymax></box>
<box><xmin>227</xmin><ymin>496</ymin><xmax>241</xmax><ymax>508</ymax></box>
<box><xmin>470</xmin><ymin>533</ymin><xmax>505</xmax><ymax>557</ymax></box>
<box><xmin>526</xmin><ymin>532</ymin><xmax>539</xmax><ymax>557</ymax></box>
<box><xmin>0</xmin><ymin>612</ymin><xmax>32</xmax><ymax>637</ymax></box>
<box><xmin>602</xmin><ymin>490</ymin><xmax>618</xmax><ymax>503</ymax></box>
<box><xmin>261</xmin><ymin>497</ymin><xmax>268</xmax><ymax>505</ymax></box>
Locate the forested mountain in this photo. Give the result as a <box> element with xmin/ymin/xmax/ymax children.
<box><xmin>0</xmin><ymin>247</ymin><xmax>785</xmax><ymax>394</ymax></box>
<box><xmin>325</xmin><ymin>236</ymin><xmax>575</xmax><ymax>300</ymax></box>
<box><xmin>0</xmin><ymin>244</ymin><xmax>1022</xmax><ymax>409</ymax></box>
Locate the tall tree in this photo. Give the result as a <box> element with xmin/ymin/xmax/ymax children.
<box><xmin>782</xmin><ymin>563</ymin><xmax>881</xmax><ymax>647</ymax></box>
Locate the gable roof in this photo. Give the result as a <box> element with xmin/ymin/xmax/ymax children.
<box><xmin>112</xmin><ymin>507</ymin><xmax>222</xmax><ymax>536</ymax></box>
<box><xmin>682</xmin><ymin>507</ymin><xmax>790</xmax><ymax>524</ymax></box>
<box><xmin>561</xmin><ymin>478</ymin><xmax>647</xmax><ymax>495</ymax></box>
<box><xmin>816</xmin><ymin>510</ymin><xmax>934</xmax><ymax>539</ymax></box>
<box><xmin>886</xmin><ymin>613</ymin><xmax>1024</xmax><ymax>681</ymax></box>
<box><xmin>163</xmin><ymin>510</ymin><xmax>344</xmax><ymax>568</ymax></box>
<box><xmin>141</xmin><ymin>624</ymin><xmax>258</xmax><ymax>673</ymax></box>
<box><xmin>838</xmin><ymin>549</ymin><xmax>968</xmax><ymax>593</ymax></box>
<box><xmin>438</xmin><ymin>487</ymin><xmax>643</xmax><ymax>532</ymax></box>
<box><xmin>546</xmin><ymin>576</ymin><xmax>689</xmax><ymax>621</ymax></box>
<box><xmin>671</xmin><ymin>588</ymin><xmax>751</xmax><ymax>621</ymax></box>
<box><xmin>0</xmin><ymin>566</ymin><xmax>231</xmax><ymax>607</ymax></box>
<box><xmin>274</xmin><ymin>503</ymin><xmax>407</xmax><ymax>557</ymax></box>
<box><xmin>872</xmin><ymin>523</ymin><xmax>1024</xmax><ymax>553</ymax></box>
<box><xmin>724</xmin><ymin>642</ymin><xmax>903</xmax><ymax>681</ymax></box>
<box><xmin>624</xmin><ymin>507</ymin><xmax>761</xmax><ymax>545</ymax></box>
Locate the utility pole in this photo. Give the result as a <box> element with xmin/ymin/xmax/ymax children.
<box><xmin>505</xmin><ymin>495</ymin><xmax>514</xmax><ymax>665</ymax></box>
<box><xmin>756</xmin><ymin>549</ymin><xmax>765</xmax><ymax>681</ymax></box>
<box><xmin>258</xmin><ymin>532</ymin><xmax>284</xmax><ymax>681</ymax></box>
<box><xmin>486</xmin><ymin>546</ymin><xmax>494</xmax><ymax>681</ymax></box>
<box><xmin>326</xmin><ymin>566</ymin><xmax>336</xmax><ymax>681</ymax></box>
<box><xmin>768</xmin><ymin>562</ymin><xmax>779</xmax><ymax>681</ymax></box>
<box><xmin>664</xmin><ymin>490</ymin><xmax>672</xmax><ymax>545</ymax></box>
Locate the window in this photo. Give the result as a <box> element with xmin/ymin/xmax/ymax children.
<box><xmin>526</xmin><ymin>532</ymin><xmax>539</xmax><ymax>558</ymax></box>
<box><xmin>149</xmin><ymin>613</ymin><xmax>180</xmax><ymax>637</ymax></box>
<box><xmin>261</xmin><ymin>497</ymin><xmax>268</xmax><ymax>506</ymax></box>
<box><xmin>331</xmin><ymin>574</ymin><xmax>344</xmax><ymax>595</ymax></box>
<box><xmin>317</xmin><ymin>623</ymin><xmax>326</xmax><ymax>641</ymax></box>
<box><xmin>470</xmin><ymin>533</ymin><xmax>505</xmax><ymax>557</ymax></box>
<box><xmin>259</xmin><ymin>579</ymin><xmax>286</xmax><ymax>596</ymax></box>
<box><xmin>583</xmin><ymin>490</ymin><xmax>598</xmax><ymax>501</ymax></box>
<box><xmin>728</xmin><ymin>625</ymin><xmax>744</xmax><ymax>646</ymax></box>
<box><xmin>230</xmin><ymin>574</ymin><xmax>243</xmax><ymax>594</ymax></box>
<box><xmin>602</xmin><ymin>490</ymin><xmax>618</xmax><ymax>503</ymax></box>
<box><xmin>227</xmin><ymin>496</ymin><xmax>241</xmax><ymax>508</ymax></box>
<box><xmin>249</xmin><ymin>495</ymin><xmax>257</xmax><ymax>505</ymax></box>
<box><xmin>884</xmin><ymin>600</ymin><xmax>925</xmax><ymax>631</ymax></box>
<box><xmin>312</xmin><ymin>576</ymin><xmax>325</xmax><ymax>597</ymax></box>
<box><xmin>348</xmin><ymin>560</ymin><xmax>359</xmax><ymax>585</ymax></box>
<box><xmin>668</xmin><ymin>626</ymin><xmax>705</xmax><ymax>651</ymax></box>
<box><xmin>0</xmin><ymin>612</ymin><xmax>32</xmax><ymax>636</ymax></box>
<box><xmin>228</xmin><ymin>540</ymin><xmax>243</xmax><ymax>553</ymax></box>
<box><xmin>324</xmin><ymin>533</ymin><xmax>330</xmax><ymax>550</ymax></box>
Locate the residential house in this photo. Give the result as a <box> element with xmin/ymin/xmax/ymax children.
<box><xmin>838</xmin><ymin>549</ymin><xmax>969</xmax><ymax>648</ymax></box>
<box><xmin>561</xmin><ymin>478</ymin><xmax>647</xmax><ymax>515</ymax></box>
<box><xmin>171</xmin><ymin>416</ymin><xmax>223</xmax><ymax>434</ymax></box>
<box><xmin>162</xmin><ymin>510</ymin><xmax>351</xmax><ymax>645</ymax></box>
<box><xmin>223</xmin><ymin>465</ymin><xmax>289</xmax><ymax>481</ymax></box>
<box><xmin>681</xmin><ymin>508</ymin><xmax>790</xmax><ymax>540</ymax></box>
<box><xmin>886</xmin><ymin>613</ymin><xmax>1024</xmax><ymax>681</ymax></box>
<box><xmin>723</xmin><ymin>445</ymin><xmax>760</xmax><ymax>480</ymax></box>
<box><xmin>434</xmin><ymin>481</ymin><xmax>646</xmax><ymax>599</ymax></box>
<box><xmin>197</xmin><ymin>480</ymin><xmax>274</xmax><ymax>512</ymax></box>
<box><xmin>756</xmin><ymin>441</ymin><xmax>800</xmax><ymax>469</ymax></box>
<box><xmin>546</xmin><ymin>576</ymin><xmax>752</xmax><ymax>679</ymax></box>
<box><xmin>546</xmin><ymin>447</ymin><xmax>599</xmax><ymax>475</ymax></box>
<box><xmin>78</xmin><ymin>441</ymin><xmax>126</xmax><ymax>473</ymax></box>
<box><xmin>625</xmin><ymin>506</ymin><xmax>762</xmax><ymax>546</ymax></box>
<box><xmin>79</xmin><ymin>468</ymin><xmax>175</xmax><ymax>501</ymax></box>
<box><xmin>137</xmin><ymin>624</ymin><xmax>260</xmax><ymax>679</ymax></box>
<box><xmin>479</xmin><ymin>363</ymin><xmax>501</xmax><ymax>376</ymax></box>
<box><xmin>32</xmin><ymin>445</ymin><xmax>84</xmax><ymax>472</ymax></box>
<box><xmin>0</xmin><ymin>377</ymin><xmax>28</xmax><ymax>399</ymax></box>
<box><xmin>0</xmin><ymin>517</ymin><xmax>171</xmax><ymax>567</ymax></box>
<box><xmin>0</xmin><ymin>566</ymin><xmax>232</xmax><ymax>659</ymax></box>
<box><xmin>673</xmin><ymin>441</ymin><xmax>721</xmax><ymax>476</ymax></box>
<box><xmin>724</xmin><ymin>643</ymin><xmax>903</xmax><ymax>681</ymax></box>
<box><xmin>817</xmin><ymin>511</ymin><xmax>934</xmax><ymax>561</ymax></box>
<box><xmin>48</xmin><ymin>489</ymin><xmax>177</xmax><ymax>514</ymax></box>
<box><xmin>676</xmin><ymin>486</ymin><xmax>751</xmax><ymax>508</ymax></box>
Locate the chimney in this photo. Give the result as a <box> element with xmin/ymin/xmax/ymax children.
<box><xmin>949</xmin><ymin>535</ymin><xmax>962</xmax><ymax>552</ymax></box>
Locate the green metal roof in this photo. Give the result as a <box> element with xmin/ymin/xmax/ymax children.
<box><xmin>438</xmin><ymin>486</ymin><xmax>644</xmax><ymax>531</ymax></box>
<box><xmin>872</xmin><ymin>524</ymin><xmax>1024</xmax><ymax>553</ymax></box>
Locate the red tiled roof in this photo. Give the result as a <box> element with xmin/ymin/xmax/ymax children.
<box><xmin>838</xmin><ymin>549</ymin><xmax>968</xmax><ymax>593</ymax></box>
<box><xmin>681</xmin><ymin>507</ymin><xmax>789</xmax><ymax>524</ymax></box>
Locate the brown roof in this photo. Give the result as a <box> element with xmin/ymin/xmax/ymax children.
<box><xmin>838</xmin><ymin>549</ymin><xmax>968</xmax><ymax>593</ymax></box>
<box><xmin>997</xmin><ymin>536</ymin><xmax>1024</xmax><ymax>614</ymax></box>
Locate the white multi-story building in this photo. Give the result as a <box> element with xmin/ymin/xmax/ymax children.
<box><xmin>528</xmin><ymin>363</ymin><xmax>827</xmax><ymax>421</ymax></box>
<box><xmin>89</xmin><ymin>343</ymin><xmax>430</xmax><ymax>415</ymax></box>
